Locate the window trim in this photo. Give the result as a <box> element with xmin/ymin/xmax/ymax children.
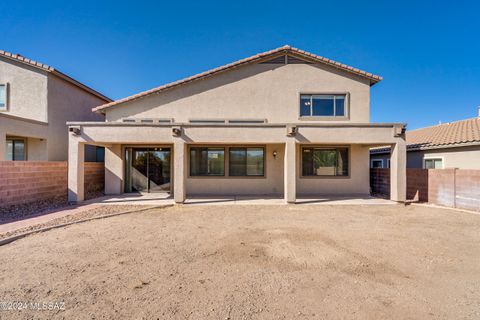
<box><xmin>370</xmin><ymin>159</ymin><xmax>384</xmax><ymax>168</ymax></box>
<box><xmin>300</xmin><ymin>145</ymin><xmax>350</xmax><ymax>179</ymax></box>
<box><xmin>189</xmin><ymin>146</ymin><xmax>226</xmax><ymax>177</ymax></box>
<box><xmin>187</xmin><ymin>145</ymin><xmax>267</xmax><ymax>179</ymax></box>
<box><xmin>298</xmin><ymin>92</ymin><xmax>350</xmax><ymax>120</ymax></box>
<box><xmin>228</xmin><ymin>146</ymin><xmax>266</xmax><ymax>177</ymax></box>
<box><xmin>423</xmin><ymin>157</ymin><xmax>444</xmax><ymax>169</ymax></box>
<box><xmin>0</xmin><ymin>83</ymin><xmax>8</xmax><ymax>112</ymax></box>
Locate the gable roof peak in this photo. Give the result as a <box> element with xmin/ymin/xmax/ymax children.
<box><xmin>93</xmin><ymin>46</ymin><xmax>382</xmax><ymax>113</ymax></box>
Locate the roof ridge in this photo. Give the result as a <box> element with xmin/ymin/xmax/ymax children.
<box><xmin>93</xmin><ymin>45</ymin><xmax>382</xmax><ymax>112</ymax></box>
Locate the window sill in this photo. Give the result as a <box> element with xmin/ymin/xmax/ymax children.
<box><xmin>300</xmin><ymin>175</ymin><xmax>350</xmax><ymax>179</ymax></box>
<box><xmin>298</xmin><ymin>116</ymin><xmax>349</xmax><ymax>121</ymax></box>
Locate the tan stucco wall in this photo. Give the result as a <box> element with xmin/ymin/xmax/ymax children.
<box><xmin>412</xmin><ymin>146</ymin><xmax>480</xmax><ymax>169</ymax></box>
<box><xmin>371</xmin><ymin>145</ymin><xmax>480</xmax><ymax>170</ymax></box>
<box><xmin>27</xmin><ymin>137</ymin><xmax>48</xmax><ymax>161</ymax></box>
<box><xmin>186</xmin><ymin>144</ymin><xmax>285</xmax><ymax>196</ymax></box>
<box><xmin>46</xmin><ymin>74</ymin><xmax>105</xmax><ymax>160</ymax></box>
<box><xmin>0</xmin><ymin>57</ymin><xmax>48</xmax><ymax>122</ymax></box>
<box><xmin>105</xmin><ymin>62</ymin><xmax>371</xmax><ymax>124</ymax></box>
<box><xmin>296</xmin><ymin>144</ymin><xmax>370</xmax><ymax>195</ymax></box>
<box><xmin>0</xmin><ymin>57</ymin><xmax>106</xmax><ymax>161</ymax></box>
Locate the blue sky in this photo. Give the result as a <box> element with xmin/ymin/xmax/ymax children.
<box><xmin>1</xmin><ymin>0</ymin><xmax>479</xmax><ymax>130</ymax></box>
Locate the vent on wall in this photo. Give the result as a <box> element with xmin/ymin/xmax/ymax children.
<box><xmin>189</xmin><ymin>119</ymin><xmax>226</xmax><ymax>124</ymax></box>
<box><xmin>228</xmin><ymin>119</ymin><xmax>267</xmax><ymax>124</ymax></box>
<box><xmin>259</xmin><ymin>54</ymin><xmax>313</xmax><ymax>65</ymax></box>
<box><xmin>122</xmin><ymin>118</ymin><xmax>173</xmax><ymax>123</ymax></box>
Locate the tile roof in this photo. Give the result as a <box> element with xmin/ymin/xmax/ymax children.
<box><xmin>93</xmin><ymin>45</ymin><xmax>382</xmax><ymax>113</ymax></box>
<box><xmin>406</xmin><ymin>117</ymin><xmax>480</xmax><ymax>149</ymax></box>
<box><xmin>0</xmin><ymin>50</ymin><xmax>111</xmax><ymax>102</ymax></box>
<box><xmin>371</xmin><ymin>117</ymin><xmax>480</xmax><ymax>153</ymax></box>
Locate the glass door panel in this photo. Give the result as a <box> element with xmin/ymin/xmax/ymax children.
<box><xmin>131</xmin><ymin>149</ymin><xmax>149</xmax><ymax>192</ymax></box>
<box><xmin>125</xmin><ymin>147</ymin><xmax>171</xmax><ymax>193</ymax></box>
<box><xmin>148</xmin><ymin>149</ymin><xmax>171</xmax><ymax>192</ymax></box>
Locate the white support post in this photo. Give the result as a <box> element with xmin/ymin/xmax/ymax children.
<box><xmin>390</xmin><ymin>140</ymin><xmax>407</xmax><ymax>202</ymax></box>
<box><xmin>68</xmin><ymin>135</ymin><xmax>85</xmax><ymax>203</ymax></box>
<box><xmin>284</xmin><ymin>137</ymin><xmax>296</xmax><ymax>203</ymax></box>
<box><xmin>173</xmin><ymin>139</ymin><xmax>186</xmax><ymax>203</ymax></box>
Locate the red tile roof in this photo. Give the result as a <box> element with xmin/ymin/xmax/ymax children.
<box><xmin>371</xmin><ymin>117</ymin><xmax>480</xmax><ymax>153</ymax></box>
<box><xmin>93</xmin><ymin>45</ymin><xmax>382</xmax><ymax>113</ymax></box>
<box><xmin>0</xmin><ymin>50</ymin><xmax>111</xmax><ymax>102</ymax></box>
<box><xmin>406</xmin><ymin>117</ymin><xmax>480</xmax><ymax>149</ymax></box>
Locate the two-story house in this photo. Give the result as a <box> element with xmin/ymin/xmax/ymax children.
<box><xmin>0</xmin><ymin>50</ymin><xmax>111</xmax><ymax>161</ymax></box>
<box><xmin>67</xmin><ymin>46</ymin><xmax>407</xmax><ymax>204</ymax></box>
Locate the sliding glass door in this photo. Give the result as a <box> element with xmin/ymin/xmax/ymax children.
<box><xmin>125</xmin><ymin>147</ymin><xmax>171</xmax><ymax>193</ymax></box>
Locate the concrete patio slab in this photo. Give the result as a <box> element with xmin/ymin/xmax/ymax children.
<box><xmin>84</xmin><ymin>193</ymin><xmax>396</xmax><ymax>206</ymax></box>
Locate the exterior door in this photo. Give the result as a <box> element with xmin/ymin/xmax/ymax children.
<box><xmin>125</xmin><ymin>147</ymin><xmax>171</xmax><ymax>193</ymax></box>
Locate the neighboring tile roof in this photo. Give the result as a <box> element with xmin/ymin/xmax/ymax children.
<box><xmin>406</xmin><ymin>117</ymin><xmax>480</xmax><ymax>149</ymax></box>
<box><xmin>371</xmin><ymin>117</ymin><xmax>480</xmax><ymax>153</ymax></box>
<box><xmin>0</xmin><ymin>50</ymin><xmax>111</xmax><ymax>102</ymax></box>
<box><xmin>93</xmin><ymin>45</ymin><xmax>382</xmax><ymax>113</ymax></box>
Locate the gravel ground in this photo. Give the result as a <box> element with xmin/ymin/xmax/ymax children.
<box><xmin>0</xmin><ymin>197</ymin><xmax>69</xmax><ymax>224</ymax></box>
<box><xmin>0</xmin><ymin>204</ymin><xmax>479</xmax><ymax>319</ymax></box>
<box><xmin>0</xmin><ymin>190</ymin><xmax>104</xmax><ymax>225</ymax></box>
<box><xmin>0</xmin><ymin>205</ymin><xmax>150</xmax><ymax>240</ymax></box>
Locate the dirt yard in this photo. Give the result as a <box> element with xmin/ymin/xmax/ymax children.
<box><xmin>0</xmin><ymin>204</ymin><xmax>479</xmax><ymax>319</ymax></box>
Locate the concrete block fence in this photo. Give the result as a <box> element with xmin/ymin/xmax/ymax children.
<box><xmin>0</xmin><ymin>161</ymin><xmax>104</xmax><ymax>208</ymax></box>
<box><xmin>371</xmin><ymin>168</ymin><xmax>480</xmax><ymax>211</ymax></box>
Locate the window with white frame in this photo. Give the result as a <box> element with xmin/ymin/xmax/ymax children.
<box><xmin>300</xmin><ymin>94</ymin><xmax>346</xmax><ymax>117</ymax></box>
<box><xmin>424</xmin><ymin>158</ymin><xmax>443</xmax><ymax>169</ymax></box>
<box><xmin>371</xmin><ymin>159</ymin><xmax>384</xmax><ymax>168</ymax></box>
<box><xmin>0</xmin><ymin>84</ymin><xmax>7</xmax><ymax>111</ymax></box>
<box><xmin>386</xmin><ymin>159</ymin><xmax>391</xmax><ymax>168</ymax></box>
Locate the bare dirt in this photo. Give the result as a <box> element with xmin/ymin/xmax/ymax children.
<box><xmin>0</xmin><ymin>204</ymin><xmax>479</xmax><ymax>319</ymax></box>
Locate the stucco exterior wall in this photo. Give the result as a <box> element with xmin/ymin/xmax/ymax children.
<box><xmin>0</xmin><ymin>57</ymin><xmax>48</xmax><ymax>122</ymax></box>
<box><xmin>0</xmin><ymin>56</ymin><xmax>108</xmax><ymax>161</ymax></box>
<box><xmin>105</xmin><ymin>62</ymin><xmax>371</xmax><ymax>124</ymax></box>
<box><xmin>297</xmin><ymin>144</ymin><xmax>370</xmax><ymax>195</ymax></box>
<box><xmin>371</xmin><ymin>145</ymin><xmax>480</xmax><ymax>169</ymax></box>
<box><xmin>186</xmin><ymin>144</ymin><xmax>285</xmax><ymax>196</ymax></box>
<box><xmin>46</xmin><ymin>74</ymin><xmax>105</xmax><ymax>160</ymax></box>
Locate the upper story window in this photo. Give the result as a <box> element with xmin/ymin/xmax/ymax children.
<box><xmin>300</xmin><ymin>94</ymin><xmax>346</xmax><ymax>118</ymax></box>
<box><xmin>0</xmin><ymin>84</ymin><xmax>7</xmax><ymax>111</ymax></box>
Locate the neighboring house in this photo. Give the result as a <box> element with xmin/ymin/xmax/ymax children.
<box><xmin>67</xmin><ymin>45</ymin><xmax>407</xmax><ymax>204</ymax></box>
<box><xmin>371</xmin><ymin>115</ymin><xmax>480</xmax><ymax>169</ymax></box>
<box><xmin>0</xmin><ymin>50</ymin><xmax>111</xmax><ymax>161</ymax></box>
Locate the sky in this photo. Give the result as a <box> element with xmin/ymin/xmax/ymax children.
<box><xmin>1</xmin><ymin>0</ymin><xmax>479</xmax><ymax>130</ymax></box>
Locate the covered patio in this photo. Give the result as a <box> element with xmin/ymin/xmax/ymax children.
<box><xmin>67</xmin><ymin>121</ymin><xmax>406</xmax><ymax>204</ymax></box>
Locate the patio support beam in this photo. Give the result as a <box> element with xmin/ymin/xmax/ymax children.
<box><xmin>105</xmin><ymin>144</ymin><xmax>123</xmax><ymax>195</ymax></box>
<box><xmin>173</xmin><ymin>139</ymin><xmax>186</xmax><ymax>203</ymax></box>
<box><xmin>284</xmin><ymin>137</ymin><xmax>296</xmax><ymax>203</ymax></box>
<box><xmin>68</xmin><ymin>134</ymin><xmax>85</xmax><ymax>203</ymax></box>
<box><xmin>390</xmin><ymin>140</ymin><xmax>406</xmax><ymax>202</ymax></box>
